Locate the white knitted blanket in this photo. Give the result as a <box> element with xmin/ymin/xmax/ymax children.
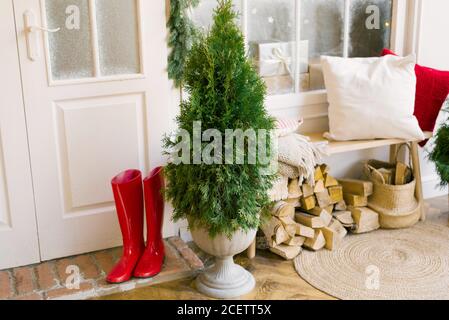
<box><xmin>268</xmin><ymin>133</ymin><xmax>328</xmax><ymax>201</ymax></box>
<box><xmin>278</xmin><ymin>133</ymin><xmax>327</xmax><ymax>184</ymax></box>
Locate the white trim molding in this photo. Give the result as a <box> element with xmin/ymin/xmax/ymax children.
<box><xmin>422</xmin><ymin>174</ymin><xmax>448</xmax><ymax>199</ymax></box>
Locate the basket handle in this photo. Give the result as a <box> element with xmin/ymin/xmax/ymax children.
<box><xmin>365</xmin><ymin>164</ymin><xmax>386</xmax><ymax>185</ymax></box>
<box><xmin>394</xmin><ymin>143</ymin><xmax>413</xmax><ymax>169</ymax></box>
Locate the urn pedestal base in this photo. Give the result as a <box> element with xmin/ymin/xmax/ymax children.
<box><xmin>195</xmin><ymin>256</ymin><xmax>255</xmax><ymax>299</ymax></box>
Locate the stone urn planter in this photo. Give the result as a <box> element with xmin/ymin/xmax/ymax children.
<box><xmin>190</xmin><ymin>226</ymin><xmax>257</xmax><ymax>299</ymax></box>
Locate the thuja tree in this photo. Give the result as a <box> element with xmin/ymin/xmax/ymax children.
<box><xmin>429</xmin><ymin>97</ymin><xmax>449</xmax><ymax>187</ymax></box>
<box><xmin>164</xmin><ymin>0</ymin><xmax>275</xmax><ymax>238</ymax></box>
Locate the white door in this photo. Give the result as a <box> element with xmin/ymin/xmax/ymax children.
<box><xmin>13</xmin><ymin>0</ymin><xmax>172</xmax><ymax>260</ymax></box>
<box><xmin>0</xmin><ymin>0</ymin><xmax>40</xmax><ymax>269</ymax></box>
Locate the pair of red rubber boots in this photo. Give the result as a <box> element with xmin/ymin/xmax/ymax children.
<box><xmin>106</xmin><ymin>167</ymin><xmax>165</xmax><ymax>283</ymax></box>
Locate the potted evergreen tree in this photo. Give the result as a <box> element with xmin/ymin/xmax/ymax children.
<box><xmin>429</xmin><ymin>97</ymin><xmax>449</xmax><ymax>186</ymax></box>
<box><xmin>163</xmin><ymin>0</ymin><xmax>274</xmax><ymax>298</ymax></box>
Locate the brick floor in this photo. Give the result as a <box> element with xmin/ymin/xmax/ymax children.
<box><xmin>0</xmin><ymin>237</ymin><xmax>203</xmax><ymax>300</ymax></box>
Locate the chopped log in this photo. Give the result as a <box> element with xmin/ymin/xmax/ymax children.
<box><xmin>328</xmin><ymin>185</ymin><xmax>343</xmax><ymax>204</ymax></box>
<box><xmin>285</xmin><ymin>197</ymin><xmax>301</xmax><ymax>208</ymax></box>
<box><xmin>328</xmin><ymin>218</ymin><xmax>347</xmax><ymax>240</ymax></box>
<box><xmin>395</xmin><ymin>162</ymin><xmax>409</xmax><ymax>186</ymax></box>
<box><xmin>332</xmin><ymin>210</ymin><xmax>354</xmax><ymax>226</ymax></box>
<box><xmin>285</xmin><ymin>225</ymin><xmax>297</xmax><ymax>237</ymax></box>
<box><xmin>297</xmin><ymin>209</ymin><xmax>332</xmax><ymax>227</ymax></box>
<box><xmin>337</xmin><ymin>179</ymin><xmax>373</xmax><ymax>196</ymax></box>
<box><xmin>320</xmin><ymin>164</ymin><xmax>330</xmax><ymax>175</ymax></box>
<box><xmin>313</xmin><ymin>179</ymin><xmax>326</xmax><ymax>193</ymax></box>
<box><xmin>334</xmin><ymin>200</ymin><xmax>347</xmax><ymax>211</ymax></box>
<box><xmin>324</xmin><ymin>174</ymin><xmax>339</xmax><ymax>188</ymax></box>
<box><xmin>314</xmin><ymin>166</ymin><xmax>324</xmax><ymax>182</ymax></box>
<box><xmin>376</xmin><ymin>168</ymin><xmax>395</xmax><ymax>185</ymax></box>
<box><xmin>304</xmin><ymin>206</ymin><xmax>326</xmax><ymax>216</ymax></box>
<box><xmin>324</xmin><ymin>205</ymin><xmax>334</xmax><ymax>214</ymax></box>
<box><xmin>350</xmin><ymin>207</ymin><xmax>380</xmax><ymax>234</ymax></box>
<box><xmin>260</xmin><ymin>216</ymin><xmax>281</xmax><ymax>244</ymax></box>
<box><xmin>320</xmin><ymin>219</ymin><xmax>347</xmax><ymax>250</ymax></box>
<box><xmin>279</xmin><ymin>215</ymin><xmax>297</xmax><ymax>237</ymax></box>
<box><xmin>302</xmin><ymin>184</ymin><xmax>314</xmax><ymax>198</ymax></box>
<box><xmin>295</xmin><ymin>212</ymin><xmax>325</xmax><ymax>229</ymax></box>
<box><xmin>279</xmin><ymin>215</ymin><xmax>296</xmax><ymax>226</ymax></box>
<box><xmin>319</xmin><ymin>209</ymin><xmax>333</xmax><ymax>226</ymax></box>
<box><xmin>288</xmin><ymin>178</ymin><xmax>302</xmax><ymax>198</ymax></box>
<box><xmin>301</xmin><ymin>195</ymin><xmax>316</xmax><ymax>210</ymax></box>
<box><xmin>270</xmin><ymin>244</ymin><xmax>302</xmax><ymax>260</ymax></box>
<box><xmin>343</xmin><ymin>193</ymin><xmax>368</xmax><ymax>207</ymax></box>
<box><xmin>315</xmin><ymin>189</ymin><xmax>332</xmax><ymax>208</ymax></box>
<box><xmin>295</xmin><ymin>223</ymin><xmax>315</xmax><ymax>239</ymax></box>
<box><xmin>274</xmin><ymin>225</ymin><xmax>290</xmax><ymax>245</ymax></box>
<box><xmin>303</xmin><ymin>230</ymin><xmax>326</xmax><ymax>251</ymax></box>
<box><xmin>405</xmin><ymin>167</ymin><xmax>413</xmax><ymax>184</ymax></box>
<box><xmin>285</xmin><ymin>236</ymin><xmax>306</xmax><ymax>247</ymax></box>
<box><xmin>272</xmin><ymin>201</ymin><xmax>295</xmax><ymax>218</ymax></box>
<box><xmin>320</xmin><ymin>227</ymin><xmax>339</xmax><ymax>250</ymax></box>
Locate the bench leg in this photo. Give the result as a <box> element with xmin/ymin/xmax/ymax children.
<box><xmin>247</xmin><ymin>238</ymin><xmax>256</xmax><ymax>259</ymax></box>
<box><xmin>410</xmin><ymin>142</ymin><xmax>425</xmax><ymax>221</ymax></box>
<box><xmin>389</xmin><ymin>144</ymin><xmax>399</xmax><ymax>163</ymax></box>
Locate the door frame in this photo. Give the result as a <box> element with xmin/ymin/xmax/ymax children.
<box><xmin>0</xmin><ymin>0</ymin><xmax>40</xmax><ymax>269</ymax></box>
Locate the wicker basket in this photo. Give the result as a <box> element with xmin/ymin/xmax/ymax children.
<box><xmin>363</xmin><ymin>144</ymin><xmax>420</xmax><ymax>229</ymax></box>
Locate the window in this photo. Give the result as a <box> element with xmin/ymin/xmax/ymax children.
<box><xmin>43</xmin><ymin>0</ymin><xmax>142</xmax><ymax>83</ymax></box>
<box><xmin>191</xmin><ymin>0</ymin><xmax>395</xmax><ymax>99</ymax></box>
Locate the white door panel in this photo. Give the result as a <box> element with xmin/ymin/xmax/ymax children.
<box><xmin>14</xmin><ymin>0</ymin><xmax>173</xmax><ymax>260</ymax></box>
<box><xmin>0</xmin><ymin>0</ymin><xmax>40</xmax><ymax>269</ymax></box>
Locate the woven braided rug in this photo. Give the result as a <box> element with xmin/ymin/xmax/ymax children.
<box><xmin>294</xmin><ymin>222</ymin><xmax>449</xmax><ymax>300</ymax></box>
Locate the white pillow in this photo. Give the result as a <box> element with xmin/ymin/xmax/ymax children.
<box><xmin>321</xmin><ymin>55</ymin><xmax>424</xmax><ymax>141</ymax></box>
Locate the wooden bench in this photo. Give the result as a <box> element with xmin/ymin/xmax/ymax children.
<box><xmin>246</xmin><ymin>131</ymin><xmax>433</xmax><ymax>259</ymax></box>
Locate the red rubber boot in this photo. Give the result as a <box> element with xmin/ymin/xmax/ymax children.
<box><xmin>134</xmin><ymin>166</ymin><xmax>165</xmax><ymax>278</ymax></box>
<box><xmin>106</xmin><ymin>170</ymin><xmax>145</xmax><ymax>283</ymax></box>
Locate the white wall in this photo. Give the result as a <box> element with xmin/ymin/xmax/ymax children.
<box><xmin>414</xmin><ymin>0</ymin><xmax>449</xmax><ymax>198</ymax></box>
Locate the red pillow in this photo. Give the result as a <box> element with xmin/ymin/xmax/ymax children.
<box><xmin>382</xmin><ymin>49</ymin><xmax>449</xmax><ymax>145</ymax></box>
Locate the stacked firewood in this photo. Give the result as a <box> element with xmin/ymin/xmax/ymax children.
<box><xmin>338</xmin><ymin>178</ymin><xmax>380</xmax><ymax>234</ymax></box>
<box><xmin>261</xmin><ymin>164</ymin><xmax>381</xmax><ymax>260</ymax></box>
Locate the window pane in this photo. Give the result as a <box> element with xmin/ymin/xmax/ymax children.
<box><xmin>247</xmin><ymin>0</ymin><xmax>296</xmax><ymax>95</ymax></box>
<box><xmin>349</xmin><ymin>0</ymin><xmax>392</xmax><ymax>57</ymax></box>
<box><xmin>300</xmin><ymin>0</ymin><xmax>345</xmax><ymax>91</ymax></box>
<box><xmin>95</xmin><ymin>0</ymin><xmax>141</xmax><ymax>76</ymax></box>
<box><xmin>191</xmin><ymin>0</ymin><xmax>242</xmax><ymax>31</ymax></box>
<box><xmin>45</xmin><ymin>0</ymin><xmax>94</xmax><ymax>80</ymax></box>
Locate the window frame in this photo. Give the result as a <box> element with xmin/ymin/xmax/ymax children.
<box><xmin>237</xmin><ymin>0</ymin><xmax>414</xmax><ymax>110</ymax></box>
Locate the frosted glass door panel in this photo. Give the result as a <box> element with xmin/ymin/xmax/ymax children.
<box><xmin>45</xmin><ymin>0</ymin><xmax>94</xmax><ymax>80</ymax></box>
<box><xmin>349</xmin><ymin>0</ymin><xmax>392</xmax><ymax>57</ymax></box>
<box><xmin>247</xmin><ymin>0</ymin><xmax>296</xmax><ymax>95</ymax></box>
<box><xmin>95</xmin><ymin>0</ymin><xmax>141</xmax><ymax>76</ymax></box>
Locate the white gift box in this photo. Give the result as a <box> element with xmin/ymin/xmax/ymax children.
<box><xmin>263</xmin><ymin>73</ymin><xmax>309</xmax><ymax>95</ymax></box>
<box><xmin>254</xmin><ymin>40</ymin><xmax>309</xmax><ymax>77</ymax></box>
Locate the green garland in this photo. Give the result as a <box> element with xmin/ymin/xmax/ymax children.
<box><xmin>167</xmin><ymin>0</ymin><xmax>200</xmax><ymax>88</ymax></box>
<box><xmin>429</xmin><ymin>97</ymin><xmax>449</xmax><ymax>187</ymax></box>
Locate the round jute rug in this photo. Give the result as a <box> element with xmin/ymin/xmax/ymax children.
<box><xmin>294</xmin><ymin>222</ymin><xmax>449</xmax><ymax>300</ymax></box>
